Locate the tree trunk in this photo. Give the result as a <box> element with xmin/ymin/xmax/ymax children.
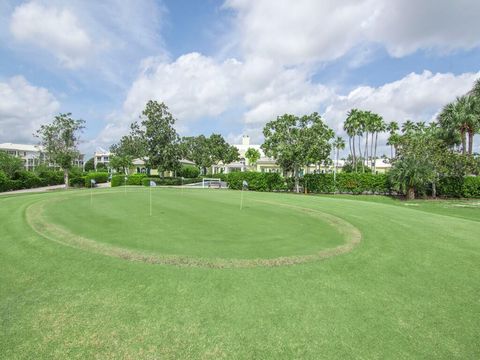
<box><xmin>390</xmin><ymin>145</ymin><xmax>393</xmax><ymax>160</ymax></box>
<box><xmin>406</xmin><ymin>186</ymin><xmax>415</xmax><ymax>200</ymax></box>
<box><xmin>468</xmin><ymin>131</ymin><xmax>474</xmax><ymax>155</ymax></box>
<box><xmin>461</xmin><ymin>130</ymin><xmax>466</xmax><ymax>155</ymax></box>
<box><xmin>294</xmin><ymin>167</ymin><xmax>300</xmax><ymax>193</ymax></box>
<box><xmin>432</xmin><ymin>181</ymin><xmax>437</xmax><ymax>199</ymax></box>
<box><xmin>352</xmin><ymin>137</ymin><xmax>357</xmax><ymax>172</ymax></box>
<box><xmin>64</xmin><ymin>169</ymin><xmax>69</xmax><ymax>189</ymax></box>
<box><xmin>364</xmin><ymin>132</ymin><xmax>368</xmax><ymax>170</ymax></box>
<box><xmin>370</xmin><ymin>132</ymin><xmax>374</xmax><ymax>168</ymax></box>
<box><xmin>373</xmin><ymin>132</ymin><xmax>378</xmax><ymax>172</ymax></box>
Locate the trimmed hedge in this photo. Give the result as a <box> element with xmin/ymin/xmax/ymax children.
<box><xmin>142</xmin><ymin>177</ymin><xmax>202</xmax><ymax>186</ymax></box>
<box><xmin>127</xmin><ymin>174</ymin><xmax>147</xmax><ymax>185</ymax></box>
<box><xmin>111</xmin><ymin>174</ymin><xmax>125</xmax><ymax>187</ymax></box>
<box><xmin>178</xmin><ymin>165</ymin><xmax>200</xmax><ymax>178</ymax></box>
<box><xmin>226</xmin><ymin>172</ymin><xmax>285</xmax><ymax>192</ymax></box>
<box><xmin>298</xmin><ymin>173</ymin><xmax>390</xmax><ymax>194</ymax></box>
<box><xmin>84</xmin><ymin>172</ymin><xmax>109</xmax><ymax>187</ymax></box>
<box><xmin>438</xmin><ymin>176</ymin><xmax>480</xmax><ymax>198</ymax></box>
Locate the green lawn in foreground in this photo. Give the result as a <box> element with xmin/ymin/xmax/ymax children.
<box><xmin>1</xmin><ymin>188</ymin><xmax>479</xmax><ymax>359</ymax></box>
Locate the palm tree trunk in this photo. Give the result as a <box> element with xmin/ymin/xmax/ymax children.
<box><xmin>390</xmin><ymin>145</ymin><xmax>393</xmax><ymax>160</ymax></box>
<box><xmin>352</xmin><ymin>136</ymin><xmax>357</xmax><ymax>172</ymax></box>
<box><xmin>364</xmin><ymin>132</ymin><xmax>368</xmax><ymax>169</ymax></box>
<box><xmin>370</xmin><ymin>132</ymin><xmax>374</xmax><ymax>168</ymax></box>
<box><xmin>468</xmin><ymin>131</ymin><xmax>474</xmax><ymax>155</ymax></box>
<box><xmin>407</xmin><ymin>186</ymin><xmax>415</xmax><ymax>200</ymax></box>
<box><xmin>374</xmin><ymin>132</ymin><xmax>378</xmax><ymax>172</ymax></box>
<box><xmin>64</xmin><ymin>169</ymin><xmax>69</xmax><ymax>189</ymax></box>
<box><xmin>461</xmin><ymin>130</ymin><xmax>466</xmax><ymax>155</ymax></box>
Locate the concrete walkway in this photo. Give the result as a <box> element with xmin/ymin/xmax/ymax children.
<box><xmin>0</xmin><ymin>182</ymin><xmax>111</xmax><ymax>196</ymax></box>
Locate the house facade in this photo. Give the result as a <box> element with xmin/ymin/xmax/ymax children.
<box><xmin>0</xmin><ymin>142</ymin><xmax>84</xmax><ymax>171</ymax></box>
<box><xmin>211</xmin><ymin>136</ymin><xmax>391</xmax><ymax>175</ymax></box>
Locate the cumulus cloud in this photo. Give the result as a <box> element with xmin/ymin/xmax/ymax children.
<box><xmin>10</xmin><ymin>1</ymin><xmax>93</xmax><ymax>68</ymax></box>
<box><xmin>225</xmin><ymin>0</ymin><xmax>480</xmax><ymax>65</ymax></box>
<box><xmin>0</xmin><ymin>76</ymin><xmax>60</xmax><ymax>143</ymax></box>
<box><xmin>323</xmin><ymin>71</ymin><xmax>480</xmax><ymax>133</ymax></box>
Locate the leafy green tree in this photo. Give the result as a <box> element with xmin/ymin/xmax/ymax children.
<box><xmin>110</xmin><ymin>122</ymin><xmax>146</xmax><ymax>174</ymax></box>
<box><xmin>386</xmin><ymin>121</ymin><xmax>399</xmax><ymax>158</ymax></box>
<box><xmin>140</xmin><ymin>101</ymin><xmax>181</xmax><ymax>177</ymax></box>
<box><xmin>262</xmin><ymin>112</ymin><xmax>334</xmax><ymax>192</ymax></box>
<box><xmin>245</xmin><ymin>147</ymin><xmax>261</xmax><ymax>169</ymax></box>
<box><xmin>84</xmin><ymin>157</ymin><xmax>95</xmax><ymax>172</ymax></box>
<box><xmin>35</xmin><ymin>113</ymin><xmax>85</xmax><ymax>188</ymax></box>
<box><xmin>95</xmin><ymin>162</ymin><xmax>108</xmax><ymax>172</ymax></box>
<box><xmin>109</xmin><ymin>154</ymin><xmax>133</xmax><ymax>174</ymax></box>
<box><xmin>0</xmin><ymin>151</ymin><xmax>24</xmax><ymax>178</ymax></box>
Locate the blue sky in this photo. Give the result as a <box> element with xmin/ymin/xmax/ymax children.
<box><xmin>1</xmin><ymin>0</ymin><xmax>480</xmax><ymax>156</ymax></box>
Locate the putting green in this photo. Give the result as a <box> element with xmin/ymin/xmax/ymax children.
<box><xmin>25</xmin><ymin>188</ymin><xmax>360</xmax><ymax>267</ymax></box>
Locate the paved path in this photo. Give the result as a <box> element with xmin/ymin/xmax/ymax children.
<box><xmin>0</xmin><ymin>182</ymin><xmax>111</xmax><ymax>196</ymax></box>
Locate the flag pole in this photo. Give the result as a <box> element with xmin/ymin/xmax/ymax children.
<box><xmin>90</xmin><ymin>182</ymin><xmax>93</xmax><ymax>205</ymax></box>
<box><xmin>240</xmin><ymin>187</ymin><xmax>244</xmax><ymax>210</ymax></box>
<box><xmin>149</xmin><ymin>183</ymin><xmax>152</xmax><ymax>216</ymax></box>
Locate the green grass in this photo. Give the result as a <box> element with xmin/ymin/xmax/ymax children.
<box><xmin>1</xmin><ymin>188</ymin><xmax>479</xmax><ymax>359</ymax></box>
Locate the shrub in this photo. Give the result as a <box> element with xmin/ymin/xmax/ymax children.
<box><xmin>127</xmin><ymin>174</ymin><xmax>147</xmax><ymax>185</ymax></box>
<box><xmin>226</xmin><ymin>172</ymin><xmax>285</xmax><ymax>191</ymax></box>
<box><xmin>0</xmin><ymin>170</ymin><xmax>9</xmax><ymax>192</ymax></box>
<box><xmin>69</xmin><ymin>176</ymin><xmax>86</xmax><ymax>187</ymax></box>
<box><xmin>111</xmin><ymin>174</ymin><xmax>125</xmax><ymax>187</ymax></box>
<box><xmin>462</xmin><ymin>176</ymin><xmax>480</xmax><ymax>198</ymax></box>
<box><xmin>84</xmin><ymin>172</ymin><xmax>109</xmax><ymax>187</ymax></box>
<box><xmin>178</xmin><ymin>165</ymin><xmax>200</xmax><ymax>178</ymax></box>
<box><xmin>14</xmin><ymin>170</ymin><xmax>42</xmax><ymax>189</ymax></box>
<box><xmin>142</xmin><ymin>177</ymin><xmax>202</xmax><ymax>186</ymax></box>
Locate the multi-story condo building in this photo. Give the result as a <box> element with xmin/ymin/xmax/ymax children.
<box><xmin>0</xmin><ymin>142</ymin><xmax>84</xmax><ymax>171</ymax></box>
<box><xmin>93</xmin><ymin>148</ymin><xmax>111</xmax><ymax>170</ymax></box>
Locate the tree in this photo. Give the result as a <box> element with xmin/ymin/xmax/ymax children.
<box><xmin>141</xmin><ymin>101</ymin><xmax>181</xmax><ymax>177</ymax></box>
<box><xmin>344</xmin><ymin>109</ymin><xmax>361</xmax><ymax>171</ymax></box>
<box><xmin>371</xmin><ymin>113</ymin><xmax>385</xmax><ymax>172</ymax></box>
<box><xmin>262</xmin><ymin>112</ymin><xmax>334</xmax><ymax>192</ymax></box>
<box><xmin>245</xmin><ymin>148</ymin><xmax>261</xmax><ymax>169</ymax></box>
<box><xmin>181</xmin><ymin>134</ymin><xmax>239</xmax><ymax>174</ymax></box>
<box><xmin>35</xmin><ymin>113</ymin><xmax>85</xmax><ymax>188</ymax></box>
<box><xmin>386</xmin><ymin>121</ymin><xmax>399</xmax><ymax>158</ymax></box>
<box><xmin>110</xmin><ymin>122</ymin><xmax>146</xmax><ymax>174</ymax></box>
<box><xmin>84</xmin><ymin>157</ymin><xmax>95</xmax><ymax>172</ymax></box>
<box><xmin>332</xmin><ymin>136</ymin><xmax>345</xmax><ymax>171</ymax></box>
<box><xmin>0</xmin><ymin>151</ymin><xmax>24</xmax><ymax>177</ymax></box>
<box><xmin>96</xmin><ymin>162</ymin><xmax>108</xmax><ymax>172</ymax></box>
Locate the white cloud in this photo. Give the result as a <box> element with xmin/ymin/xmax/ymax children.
<box><xmin>10</xmin><ymin>1</ymin><xmax>93</xmax><ymax>68</ymax></box>
<box><xmin>0</xmin><ymin>76</ymin><xmax>60</xmax><ymax>143</ymax></box>
<box><xmin>225</xmin><ymin>0</ymin><xmax>480</xmax><ymax>65</ymax></box>
<box><xmin>323</xmin><ymin>71</ymin><xmax>480</xmax><ymax>133</ymax></box>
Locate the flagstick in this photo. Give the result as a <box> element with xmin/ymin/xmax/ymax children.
<box><xmin>240</xmin><ymin>187</ymin><xmax>244</xmax><ymax>210</ymax></box>
<box><xmin>149</xmin><ymin>184</ymin><xmax>152</xmax><ymax>216</ymax></box>
<box><xmin>181</xmin><ymin>177</ymin><xmax>184</xmax><ymax>196</ymax></box>
<box><xmin>90</xmin><ymin>183</ymin><xmax>93</xmax><ymax>206</ymax></box>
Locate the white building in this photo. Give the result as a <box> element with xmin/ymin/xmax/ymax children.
<box><xmin>0</xmin><ymin>142</ymin><xmax>84</xmax><ymax>171</ymax></box>
<box><xmin>93</xmin><ymin>148</ymin><xmax>111</xmax><ymax>170</ymax></box>
<box><xmin>0</xmin><ymin>143</ymin><xmax>46</xmax><ymax>171</ymax></box>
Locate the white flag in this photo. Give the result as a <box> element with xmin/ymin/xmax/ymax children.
<box><xmin>150</xmin><ymin>180</ymin><xmax>157</xmax><ymax>187</ymax></box>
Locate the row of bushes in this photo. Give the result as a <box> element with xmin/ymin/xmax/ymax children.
<box><xmin>107</xmin><ymin>170</ymin><xmax>480</xmax><ymax>198</ymax></box>
<box><xmin>142</xmin><ymin>177</ymin><xmax>202</xmax><ymax>186</ymax></box>
<box><xmin>0</xmin><ymin>169</ymin><xmax>64</xmax><ymax>192</ymax></box>
<box><xmin>438</xmin><ymin>176</ymin><xmax>480</xmax><ymax>198</ymax></box>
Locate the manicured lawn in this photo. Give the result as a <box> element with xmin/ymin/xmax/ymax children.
<box><xmin>1</xmin><ymin>188</ymin><xmax>479</xmax><ymax>359</ymax></box>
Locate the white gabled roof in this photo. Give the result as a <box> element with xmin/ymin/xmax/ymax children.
<box><xmin>0</xmin><ymin>143</ymin><xmax>43</xmax><ymax>152</ymax></box>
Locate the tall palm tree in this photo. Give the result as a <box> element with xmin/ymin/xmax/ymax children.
<box><xmin>372</xmin><ymin>114</ymin><xmax>385</xmax><ymax>172</ymax></box>
<box><xmin>387</xmin><ymin>121</ymin><xmax>399</xmax><ymax>159</ymax></box>
<box><xmin>333</xmin><ymin>136</ymin><xmax>345</xmax><ymax>171</ymax></box>
<box><xmin>344</xmin><ymin>109</ymin><xmax>360</xmax><ymax>172</ymax></box>
<box><xmin>401</xmin><ymin>120</ymin><xmax>416</xmax><ymax>134</ymax></box>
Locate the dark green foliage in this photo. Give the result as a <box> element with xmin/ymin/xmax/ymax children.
<box><xmin>0</xmin><ymin>151</ymin><xmax>24</xmax><ymax>177</ymax></box>
<box><xmin>142</xmin><ymin>177</ymin><xmax>202</xmax><ymax>186</ymax></box>
<box><xmin>0</xmin><ymin>170</ymin><xmax>10</xmax><ymax>192</ymax></box>
<box><xmin>96</xmin><ymin>162</ymin><xmax>108</xmax><ymax>171</ymax></box>
<box><xmin>69</xmin><ymin>176</ymin><xmax>86</xmax><ymax>187</ymax></box>
<box><xmin>127</xmin><ymin>174</ymin><xmax>147</xmax><ymax>185</ymax></box>
<box><xmin>178</xmin><ymin>165</ymin><xmax>200</xmax><ymax>178</ymax></box>
<box><xmin>288</xmin><ymin>173</ymin><xmax>390</xmax><ymax>194</ymax></box>
<box><xmin>438</xmin><ymin>176</ymin><xmax>480</xmax><ymax>198</ymax></box>
<box><xmin>84</xmin><ymin>172</ymin><xmax>109</xmax><ymax>187</ymax></box>
<box><xmin>14</xmin><ymin>171</ymin><xmax>42</xmax><ymax>189</ymax></box>
<box><xmin>226</xmin><ymin>172</ymin><xmax>285</xmax><ymax>192</ymax></box>
<box><xmin>111</xmin><ymin>175</ymin><xmax>126</xmax><ymax>187</ymax></box>
<box><xmin>84</xmin><ymin>157</ymin><xmax>95</xmax><ymax>172</ymax></box>
<box><xmin>34</xmin><ymin>166</ymin><xmax>64</xmax><ymax>186</ymax></box>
